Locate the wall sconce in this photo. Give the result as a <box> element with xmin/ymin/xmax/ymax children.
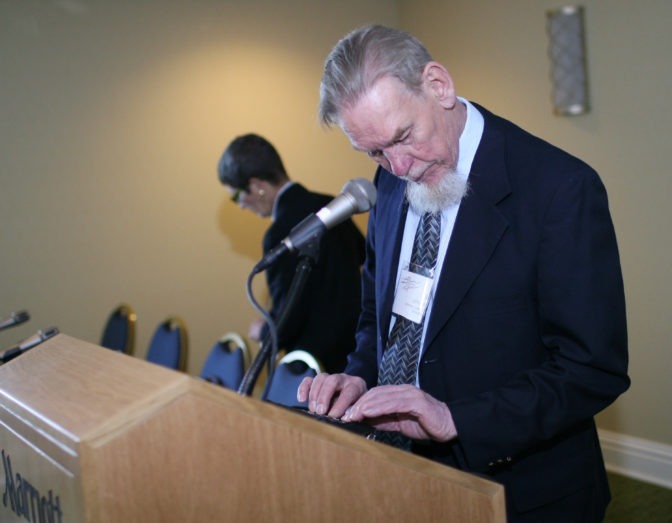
<box><xmin>546</xmin><ymin>5</ymin><xmax>590</xmax><ymax>116</ymax></box>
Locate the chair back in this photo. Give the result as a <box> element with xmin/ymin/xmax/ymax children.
<box><xmin>262</xmin><ymin>350</ymin><xmax>322</xmax><ymax>408</ymax></box>
<box><xmin>146</xmin><ymin>316</ymin><xmax>188</xmax><ymax>372</ymax></box>
<box><xmin>100</xmin><ymin>304</ymin><xmax>136</xmax><ymax>355</ymax></box>
<box><xmin>200</xmin><ymin>332</ymin><xmax>249</xmax><ymax>390</ymax></box>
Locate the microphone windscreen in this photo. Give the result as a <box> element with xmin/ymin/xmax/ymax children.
<box><xmin>14</xmin><ymin>310</ymin><xmax>30</xmax><ymax>323</ymax></box>
<box><xmin>341</xmin><ymin>178</ymin><xmax>377</xmax><ymax>213</ymax></box>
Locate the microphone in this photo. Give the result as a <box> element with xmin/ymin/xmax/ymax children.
<box><xmin>0</xmin><ymin>327</ymin><xmax>59</xmax><ymax>364</ymax></box>
<box><xmin>253</xmin><ymin>177</ymin><xmax>376</xmax><ymax>273</ymax></box>
<box><xmin>0</xmin><ymin>310</ymin><xmax>30</xmax><ymax>331</ymax></box>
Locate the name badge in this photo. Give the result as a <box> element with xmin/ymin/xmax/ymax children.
<box><xmin>391</xmin><ymin>269</ymin><xmax>434</xmax><ymax>324</ymax></box>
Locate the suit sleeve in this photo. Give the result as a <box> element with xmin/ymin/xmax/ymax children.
<box><xmin>448</xmin><ymin>166</ymin><xmax>629</xmax><ymax>471</ymax></box>
<box><xmin>345</xmin><ymin>172</ymin><xmax>383</xmax><ymax>387</ymax></box>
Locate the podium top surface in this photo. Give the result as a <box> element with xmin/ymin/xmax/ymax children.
<box><xmin>0</xmin><ymin>334</ymin><xmax>189</xmax><ymax>447</ymax></box>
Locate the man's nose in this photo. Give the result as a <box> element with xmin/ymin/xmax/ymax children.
<box><xmin>385</xmin><ymin>149</ymin><xmax>411</xmax><ymax>178</ymax></box>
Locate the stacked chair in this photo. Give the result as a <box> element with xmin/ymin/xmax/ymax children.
<box><xmin>100</xmin><ymin>303</ymin><xmax>137</xmax><ymax>355</ymax></box>
<box><xmin>145</xmin><ymin>316</ymin><xmax>189</xmax><ymax>372</ymax></box>
<box><xmin>261</xmin><ymin>349</ymin><xmax>323</xmax><ymax>408</ymax></box>
<box><xmin>200</xmin><ymin>332</ymin><xmax>249</xmax><ymax>390</ymax></box>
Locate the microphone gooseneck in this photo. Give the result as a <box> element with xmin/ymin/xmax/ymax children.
<box><xmin>0</xmin><ymin>327</ymin><xmax>59</xmax><ymax>364</ymax></box>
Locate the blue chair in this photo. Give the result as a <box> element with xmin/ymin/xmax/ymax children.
<box><xmin>100</xmin><ymin>304</ymin><xmax>136</xmax><ymax>355</ymax></box>
<box><xmin>200</xmin><ymin>332</ymin><xmax>249</xmax><ymax>390</ymax></box>
<box><xmin>262</xmin><ymin>350</ymin><xmax>323</xmax><ymax>408</ymax></box>
<box><xmin>145</xmin><ymin>316</ymin><xmax>188</xmax><ymax>371</ymax></box>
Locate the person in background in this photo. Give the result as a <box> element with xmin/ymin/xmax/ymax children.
<box><xmin>218</xmin><ymin>133</ymin><xmax>365</xmax><ymax>374</ymax></box>
<box><xmin>298</xmin><ymin>25</ymin><xmax>629</xmax><ymax>523</ymax></box>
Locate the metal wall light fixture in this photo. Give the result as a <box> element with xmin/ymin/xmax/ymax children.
<box><xmin>546</xmin><ymin>5</ymin><xmax>590</xmax><ymax>115</ymax></box>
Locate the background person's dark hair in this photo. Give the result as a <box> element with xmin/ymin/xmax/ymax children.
<box><xmin>217</xmin><ymin>133</ymin><xmax>288</xmax><ymax>190</ymax></box>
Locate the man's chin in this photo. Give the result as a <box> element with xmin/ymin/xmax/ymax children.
<box><xmin>405</xmin><ymin>170</ymin><xmax>468</xmax><ymax>214</ymax></box>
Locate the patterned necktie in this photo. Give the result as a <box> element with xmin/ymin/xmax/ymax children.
<box><xmin>376</xmin><ymin>211</ymin><xmax>441</xmax><ymax>449</ymax></box>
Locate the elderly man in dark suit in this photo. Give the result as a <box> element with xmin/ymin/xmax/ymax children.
<box><xmin>218</xmin><ymin>133</ymin><xmax>365</xmax><ymax>374</ymax></box>
<box><xmin>298</xmin><ymin>25</ymin><xmax>629</xmax><ymax>522</ymax></box>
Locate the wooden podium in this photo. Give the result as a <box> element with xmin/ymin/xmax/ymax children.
<box><xmin>0</xmin><ymin>334</ymin><xmax>506</xmax><ymax>522</ymax></box>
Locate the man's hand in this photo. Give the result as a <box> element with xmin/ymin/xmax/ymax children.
<box><xmin>343</xmin><ymin>384</ymin><xmax>458</xmax><ymax>442</ymax></box>
<box><xmin>297</xmin><ymin>373</ymin><xmax>367</xmax><ymax>418</ymax></box>
<box><xmin>248</xmin><ymin>318</ymin><xmax>264</xmax><ymax>341</ymax></box>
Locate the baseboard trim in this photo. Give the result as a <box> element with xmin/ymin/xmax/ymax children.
<box><xmin>599</xmin><ymin>429</ymin><xmax>672</xmax><ymax>489</ymax></box>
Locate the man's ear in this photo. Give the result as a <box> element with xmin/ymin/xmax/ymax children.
<box><xmin>248</xmin><ymin>177</ymin><xmax>264</xmax><ymax>193</ymax></box>
<box><xmin>246</xmin><ymin>177</ymin><xmax>257</xmax><ymax>192</ymax></box>
<box><xmin>422</xmin><ymin>61</ymin><xmax>457</xmax><ymax>110</ymax></box>
<box><xmin>249</xmin><ymin>177</ymin><xmax>274</xmax><ymax>197</ymax></box>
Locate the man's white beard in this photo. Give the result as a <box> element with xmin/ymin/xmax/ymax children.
<box><xmin>405</xmin><ymin>169</ymin><xmax>469</xmax><ymax>214</ymax></box>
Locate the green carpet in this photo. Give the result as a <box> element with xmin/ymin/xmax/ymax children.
<box><xmin>603</xmin><ymin>472</ymin><xmax>672</xmax><ymax>522</ymax></box>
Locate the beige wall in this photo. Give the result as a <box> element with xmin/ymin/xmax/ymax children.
<box><xmin>1</xmin><ymin>1</ymin><xmax>670</xmax><ymax>446</ymax></box>
<box><xmin>0</xmin><ymin>1</ymin><xmax>394</xmax><ymax>373</ymax></box>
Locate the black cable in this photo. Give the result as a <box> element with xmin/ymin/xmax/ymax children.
<box><xmin>237</xmin><ymin>244</ymin><xmax>318</xmax><ymax>397</ymax></box>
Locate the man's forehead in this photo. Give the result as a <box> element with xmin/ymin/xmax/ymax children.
<box><xmin>339</xmin><ymin>76</ymin><xmax>417</xmax><ymax>149</ymax></box>
<box><xmin>341</xmin><ymin>112</ymin><xmax>409</xmax><ymax>152</ymax></box>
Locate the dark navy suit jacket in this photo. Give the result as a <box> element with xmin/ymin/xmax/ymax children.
<box><xmin>345</xmin><ymin>104</ymin><xmax>629</xmax><ymax>521</ymax></box>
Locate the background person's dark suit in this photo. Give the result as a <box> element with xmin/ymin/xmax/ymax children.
<box><xmin>346</xmin><ymin>104</ymin><xmax>630</xmax><ymax>522</ymax></box>
<box><xmin>263</xmin><ymin>183</ymin><xmax>365</xmax><ymax>373</ymax></box>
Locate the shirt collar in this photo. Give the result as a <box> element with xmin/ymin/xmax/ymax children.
<box><xmin>271</xmin><ymin>181</ymin><xmax>295</xmax><ymax>221</ymax></box>
<box><xmin>456</xmin><ymin>97</ymin><xmax>484</xmax><ymax>177</ymax></box>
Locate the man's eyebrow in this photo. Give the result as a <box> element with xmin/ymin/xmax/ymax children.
<box><xmin>352</xmin><ymin>126</ymin><xmax>410</xmax><ymax>153</ymax></box>
<box><xmin>387</xmin><ymin>126</ymin><xmax>410</xmax><ymax>146</ymax></box>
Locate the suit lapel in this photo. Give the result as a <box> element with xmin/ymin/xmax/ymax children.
<box><xmin>375</xmin><ymin>174</ymin><xmax>408</xmax><ymax>348</ymax></box>
<box><xmin>424</xmin><ymin>116</ymin><xmax>512</xmax><ymax>352</ymax></box>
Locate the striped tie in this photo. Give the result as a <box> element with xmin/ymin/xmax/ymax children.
<box><xmin>376</xmin><ymin>211</ymin><xmax>441</xmax><ymax>449</ymax></box>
